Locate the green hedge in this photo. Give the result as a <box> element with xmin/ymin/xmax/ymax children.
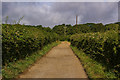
<box><xmin>2</xmin><ymin>24</ymin><xmax>59</xmax><ymax>65</ymax></box>
<box><xmin>70</xmin><ymin>30</ymin><xmax>120</xmax><ymax>76</ymax></box>
<box><xmin>59</xmin><ymin>35</ymin><xmax>71</xmax><ymax>41</ymax></box>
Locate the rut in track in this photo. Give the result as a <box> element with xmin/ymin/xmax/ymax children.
<box><xmin>19</xmin><ymin>42</ymin><xmax>88</xmax><ymax>78</ymax></box>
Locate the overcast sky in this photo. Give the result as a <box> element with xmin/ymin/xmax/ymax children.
<box><xmin>2</xmin><ymin>1</ymin><xmax>118</xmax><ymax>28</ymax></box>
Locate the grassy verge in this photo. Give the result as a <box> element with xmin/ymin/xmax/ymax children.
<box><xmin>2</xmin><ymin>41</ymin><xmax>61</xmax><ymax>80</ymax></box>
<box><xmin>71</xmin><ymin>46</ymin><xmax>118</xmax><ymax>80</ymax></box>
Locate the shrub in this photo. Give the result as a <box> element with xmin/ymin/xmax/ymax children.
<box><xmin>70</xmin><ymin>30</ymin><xmax>120</xmax><ymax>75</ymax></box>
<box><xmin>2</xmin><ymin>24</ymin><xmax>58</xmax><ymax>65</ymax></box>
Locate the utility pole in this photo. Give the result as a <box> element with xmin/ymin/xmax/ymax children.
<box><xmin>76</xmin><ymin>15</ymin><xmax>78</xmax><ymax>27</ymax></box>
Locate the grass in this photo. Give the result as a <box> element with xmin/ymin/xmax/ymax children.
<box><xmin>70</xmin><ymin>46</ymin><xmax>118</xmax><ymax>80</ymax></box>
<box><xmin>2</xmin><ymin>41</ymin><xmax>61</xmax><ymax>80</ymax></box>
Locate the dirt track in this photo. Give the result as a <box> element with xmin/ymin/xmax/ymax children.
<box><xmin>19</xmin><ymin>42</ymin><xmax>88</xmax><ymax>78</ymax></box>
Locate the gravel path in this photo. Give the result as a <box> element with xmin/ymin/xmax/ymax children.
<box><xmin>19</xmin><ymin>42</ymin><xmax>88</xmax><ymax>78</ymax></box>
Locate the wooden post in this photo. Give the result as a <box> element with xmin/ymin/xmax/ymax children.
<box><xmin>76</xmin><ymin>15</ymin><xmax>78</xmax><ymax>26</ymax></box>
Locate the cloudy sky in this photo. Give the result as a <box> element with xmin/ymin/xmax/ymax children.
<box><xmin>2</xmin><ymin>1</ymin><xmax>119</xmax><ymax>28</ymax></box>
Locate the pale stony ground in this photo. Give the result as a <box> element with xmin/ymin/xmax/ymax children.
<box><xmin>19</xmin><ymin>41</ymin><xmax>88</xmax><ymax>79</ymax></box>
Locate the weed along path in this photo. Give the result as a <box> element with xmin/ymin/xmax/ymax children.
<box><xmin>19</xmin><ymin>42</ymin><xmax>88</xmax><ymax>78</ymax></box>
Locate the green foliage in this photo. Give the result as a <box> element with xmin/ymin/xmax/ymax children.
<box><xmin>70</xmin><ymin>30</ymin><xmax>120</xmax><ymax>77</ymax></box>
<box><xmin>105</xmin><ymin>24</ymin><xmax>119</xmax><ymax>31</ymax></box>
<box><xmin>52</xmin><ymin>24</ymin><xmax>65</xmax><ymax>35</ymax></box>
<box><xmin>2</xmin><ymin>18</ymin><xmax>120</xmax><ymax>78</ymax></box>
<box><xmin>2</xmin><ymin>41</ymin><xmax>60</xmax><ymax>79</ymax></box>
<box><xmin>58</xmin><ymin>35</ymin><xmax>71</xmax><ymax>41</ymax></box>
<box><xmin>52</xmin><ymin>23</ymin><xmax>118</xmax><ymax>42</ymax></box>
<box><xmin>2</xmin><ymin>24</ymin><xmax>59</xmax><ymax>65</ymax></box>
<box><xmin>115</xmin><ymin>22</ymin><xmax>120</xmax><ymax>42</ymax></box>
<box><xmin>71</xmin><ymin>46</ymin><xmax>117</xmax><ymax>79</ymax></box>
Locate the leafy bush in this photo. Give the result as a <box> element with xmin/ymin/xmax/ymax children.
<box><xmin>58</xmin><ymin>35</ymin><xmax>71</xmax><ymax>41</ymax></box>
<box><xmin>70</xmin><ymin>30</ymin><xmax>120</xmax><ymax>76</ymax></box>
<box><xmin>2</xmin><ymin>24</ymin><xmax>58</xmax><ymax>65</ymax></box>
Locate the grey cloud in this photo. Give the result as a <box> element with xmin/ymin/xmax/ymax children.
<box><xmin>2</xmin><ymin>2</ymin><xmax>118</xmax><ymax>28</ymax></box>
<box><xmin>51</xmin><ymin>2</ymin><xmax>118</xmax><ymax>24</ymax></box>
